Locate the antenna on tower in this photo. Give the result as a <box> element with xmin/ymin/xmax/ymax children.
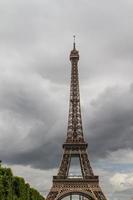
<box><xmin>73</xmin><ymin>35</ymin><xmax>76</xmax><ymax>50</ymax></box>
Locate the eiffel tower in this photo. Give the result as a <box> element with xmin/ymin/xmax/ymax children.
<box><xmin>47</xmin><ymin>37</ymin><xmax>108</xmax><ymax>200</ymax></box>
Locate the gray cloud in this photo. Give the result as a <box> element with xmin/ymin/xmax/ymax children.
<box><xmin>0</xmin><ymin>0</ymin><xmax>133</xmax><ymax>167</ymax></box>
<box><xmin>113</xmin><ymin>188</ymin><xmax>133</xmax><ymax>200</ymax></box>
<box><xmin>0</xmin><ymin>70</ymin><xmax>66</xmax><ymax>168</ymax></box>
<box><xmin>0</xmin><ymin>0</ymin><xmax>133</xmax><ymax>84</ymax></box>
<box><xmin>1</xmin><ymin>80</ymin><xmax>133</xmax><ymax>170</ymax></box>
<box><xmin>86</xmin><ymin>84</ymin><xmax>133</xmax><ymax>158</ymax></box>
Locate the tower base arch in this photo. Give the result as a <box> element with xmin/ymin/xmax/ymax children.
<box><xmin>47</xmin><ymin>178</ymin><xmax>107</xmax><ymax>200</ymax></box>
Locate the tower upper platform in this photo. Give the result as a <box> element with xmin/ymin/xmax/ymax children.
<box><xmin>70</xmin><ymin>36</ymin><xmax>79</xmax><ymax>61</ymax></box>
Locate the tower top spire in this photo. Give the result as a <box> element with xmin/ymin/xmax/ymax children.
<box><xmin>73</xmin><ymin>35</ymin><xmax>76</xmax><ymax>50</ymax></box>
<box><xmin>70</xmin><ymin>35</ymin><xmax>79</xmax><ymax>61</ymax></box>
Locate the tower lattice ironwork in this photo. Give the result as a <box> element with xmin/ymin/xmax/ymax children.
<box><xmin>46</xmin><ymin>38</ymin><xmax>108</xmax><ymax>200</ymax></box>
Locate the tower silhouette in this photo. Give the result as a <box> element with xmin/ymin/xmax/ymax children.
<box><xmin>47</xmin><ymin>38</ymin><xmax>107</xmax><ymax>200</ymax></box>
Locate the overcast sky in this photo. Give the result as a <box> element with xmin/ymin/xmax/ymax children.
<box><xmin>0</xmin><ymin>0</ymin><xmax>133</xmax><ymax>200</ymax></box>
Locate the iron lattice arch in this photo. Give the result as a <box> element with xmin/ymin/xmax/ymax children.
<box><xmin>46</xmin><ymin>40</ymin><xmax>108</xmax><ymax>200</ymax></box>
<box><xmin>58</xmin><ymin>191</ymin><xmax>96</xmax><ymax>200</ymax></box>
<box><xmin>47</xmin><ymin>179</ymin><xmax>107</xmax><ymax>200</ymax></box>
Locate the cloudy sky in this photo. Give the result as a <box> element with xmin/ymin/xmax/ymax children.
<box><xmin>0</xmin><ymin>0</ymin><xmax>133</xmax><ymax>199</ymax></box>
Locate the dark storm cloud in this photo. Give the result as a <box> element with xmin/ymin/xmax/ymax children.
<box><xmin>86</xmin><ymin>84</ymin><xmax>133</xmax><ymax>158</ymax></box>
<box><xmin>1</xmin><ymin>82</ymin><xmax>133</xmax><ymax>170</ymax></box>
<box><xmin>0</xmin><ymin>0</ymin><xmax>133</xmax><ymax>172</ymax></box>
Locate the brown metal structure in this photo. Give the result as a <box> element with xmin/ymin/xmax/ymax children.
<box><xmin>47</xmin><ymin>38</ymin><xmax>108</xmax><ymax>200</ymax></box>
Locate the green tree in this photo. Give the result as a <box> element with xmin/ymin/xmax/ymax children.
<box><xmin>0</xmin><ymin>162</ymin><xmax>45</xmax><ymax>200</ymax></box>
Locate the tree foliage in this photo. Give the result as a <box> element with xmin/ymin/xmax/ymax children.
<box><xmin>0</xmin><ymin>163</ymin><xmax>45</xmax><ymax>200</ymax></box>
